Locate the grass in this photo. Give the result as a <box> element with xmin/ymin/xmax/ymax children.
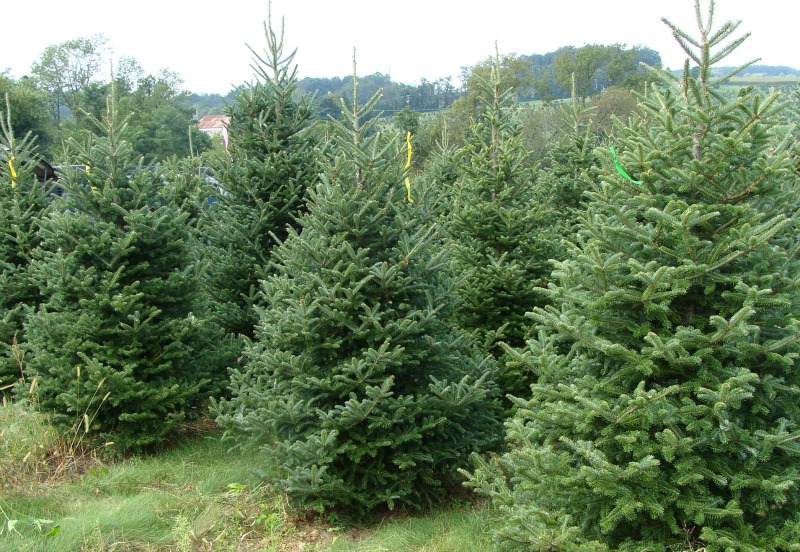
<box><xmin>1</xmin><ymin>401</ymin><xmax>493</xmax><ymax>551</ymax></box>
<box><xmin>0</xmin><ymin>400</ymin><xmax>325</xmax><ymax>552</ymax></box>
<box><xmin>324</xmin><ymin>505</ymin><xmax>495</xmax><ymax>552</ymax></box>
<box><xmin>1</xmin><ymin>432</ymin><xmax>271</xmax><ymax>551</ymax></box>
<box><xmin>0</xmin><ymin>398</ymin><xmax>59</xmax><ymax>488</ymax></box>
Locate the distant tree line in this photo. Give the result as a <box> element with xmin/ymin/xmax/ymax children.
<box><xmin>188</xmin><ymin>44</ymin><xmax>664</xmax><ymax>121</ymax></box>
<box><xmin>4</xmin><ymin>31</ymin><xmax>798</xmax><ymax>166</ymax></box>
<box><xmin>715</xmin><ymin>64</ymin><xmax>800</xmax><ymax>77</ymax></box>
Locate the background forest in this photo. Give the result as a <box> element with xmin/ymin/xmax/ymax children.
<box><xmin>4</xmin><ymin>29</ymin><xmax>799</xmax><ymax>164</ymax></box>
<box><xmin>2</xmin><ymin>1</ymin><xmax>800</xmax><ymax>550</ymax></box>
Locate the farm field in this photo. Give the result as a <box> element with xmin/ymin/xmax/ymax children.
<box><xmin>1</xmin><ymin>408</ymin><xmax>491</xmax><ymax>551</ymax></box>
<box><xmin>4</xmin><ymin>0</ymin><xmax>800</xmax><ymax>549</ymax></box>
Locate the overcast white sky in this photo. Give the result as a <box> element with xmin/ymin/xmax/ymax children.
<box><xmin>1</xmin><ymin>0</ymin><xmax>797</xmax><ymax>95</ymax></box>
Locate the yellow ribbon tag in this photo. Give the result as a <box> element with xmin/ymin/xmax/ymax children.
<box><xmin>86</xmin><ymin>165</ymin><xmax>97</xmax><ymax>192</ymax></box>
<box><xmin>8</xmin><ymin>156</ymin><xmax>17</xmax><ymax>188</ymax></box>
<box><xmin>404</xmin><ymin>131</ymin><xmax>414</xmax><ymax>204</ymax></box>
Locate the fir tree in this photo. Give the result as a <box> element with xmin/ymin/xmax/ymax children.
<box><xmin>159</xmin><ymin>156</ymin><xmax>220</xmax><ymax>233</ymax></box>
<box><xmin>543</xmin><ymin>82</ymin><xmax>603</xmax><ymax>232</ymax></box>
<box><xmin>447</xmin><ymin>54</ymin><xmax>560</xmax><ymax>401</ymax></box>
<box><xmin>468</xmin><ymin>2</ymin><xmax>800</xmax><ymax>550</ymax></box>
<box><xmin>423</xmin><ymin>121</ymin><xmax>461</xmax><ymax>195</ymax></box>
<box><xmin>214</xmin><ymin>63</ymin><xmax>501</xmax><ymax>514</ymax></box>
<box><xmin>0</xmin><ymin>104</ymin><xmax>50</xmax><ymax>394</ymax></box>
<box><xmin>199</xmin><ymin>15</ymin><xmax>319</xmax><ymax>348</ymax></box>
<box><xmin>159</xmin><ymin>155</ymin><xmax>233</xmax><ymax>398</ymax></box>
<box><xmin>25</xmin><ymin>94</ymin><xmax>211</xmax><ymax>452</ymax></box>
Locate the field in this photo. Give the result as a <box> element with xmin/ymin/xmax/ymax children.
<box><xmin>726</xmin><ymin>74</ymin><xmax>800</xmax><ymax>86</ymax></box>
<box><xmin>0</xmin><ymin>401</ymin><xmax>493</xmax><ymax>552</ymax></box>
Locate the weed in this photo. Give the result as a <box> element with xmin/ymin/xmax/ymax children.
<box><xmin>0</xmin><ymin>353</ymin><xmax>113</xmax><ymax>491</ymax></box>
<box><xmin>0</xmin><ymin>497</ymin><xmax>59</xmax><ymax>539</ymax></box>
<box><xmin>171</xmin><ymin>513</ymin><xmax>195</xmax><ymax>552</ymax></box>
<box><xmin>0</xmin><ymin>394</ymin><xmax>59</xmax><ymax>489</ymax></box>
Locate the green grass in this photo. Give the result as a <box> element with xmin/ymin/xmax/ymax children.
<box><xmin>0</xmin><ymin>399</ymin><xmax>60</xmax><ymax>489</ymax></box>
<box><xmin>1</xmin><ymin>433</ymin><xmax>271</xmax><ymax>551</ymax></box>
<box><xmin>321</xmin><ymin>504</ymin><xmax>495</xmax><ymax>552</ymax></box>
<box><xmin>1</xmin><ymin>406</ymin><xmax>494</xmax><ymax>552</ymax></box>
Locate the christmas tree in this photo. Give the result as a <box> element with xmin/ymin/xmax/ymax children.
<box><xmin>0</xmin><ymin>106</ymin><xmax>51</xmax><ymax>394</ymax></box>
<box><xmin>199</xmin><ymin>15</ymin><xmax>319</xmax><ymax>350</ymax></box>
<box><xmin>214</xmin><ymin>62</ymin><xmax>501</xmax><ymax>514</ymax></box>
<box><xmin>468</xmin><ymin>2</ymin><xmax>800</xmax><ymax>549</ymax></box>
<box><xmin>447</xmin><ymin>54</ymin><xmax>561</xmax><ymax>401</ymax></box>
<box><xmin>543</xmin><ymin>81</ymin><xmax>603</xmax><ymax>231</ymax></box>
<box><xmin>25</xmin><ymin>94</ymin><xmax>211</xmax><ymax>452</ymax></box>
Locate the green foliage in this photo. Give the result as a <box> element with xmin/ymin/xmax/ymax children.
<box><xmin>468</xmin><ymin>2</ymin><xmax>800</xmax><ymax>550</ymax></box>
<box><xmin>462</xmin><ymin>52</ymin><xmax>535</xmax><ymax>110</ymax></box>
<box><xmin>119</xmin><ymin>71</ymin><xmax>212</xmax><ymax>161</ymax></box>
<box><xmin>393</xmin><ymin>106</ymin><xmax>421</xmax><ymax>136</ymax></box>
<box><xmin>0</xmin><ymin>72</ymin><xmax>55</xmax><ymax>150</ymax></box>
<box><xmin>198</xmin><ymin>17</ymin><xmax>319</xmax><ymax>347</ymax></box>
<box><xmin>421</xmin><ymin>120</ymin><xmax>462</xmax><ymax>193</ymax></box>
<box><xmin>300</xmin><ymin>73</ymin><xmax>462</xmax><ymax>119</ymax></box>
<box><xmin>517</xmin><ymin>101</ymin><xmax>564</xmax><ymax>163</ymax></box>
<box><xmin>541</xmin><ymin>89</ymin><xmax>604</xmax><ymax>230</ymax></box>
<box><xmin>447</xmin><ymin>55</ymin><xmax>561</xmax><ymax>402</ymax></box>
<box><xmin>520</xmin><ymin>44</ymin><xmax>661</xmax><ymax>102</ymax></box>
<box><xmin>156</xmin><ymin>156</ymin><xmax>219</xmax><ymax>231</ymax></box>
<box><xmin>24</xmin><ymin>94</ymin><xmax>213</xmax><ymax>452</ymax></box>
<box><xmin>30</xmin><ymin>34</ymin><xmax>109</xmax><ymax>125</ymax></box>
<box><xmin>416</xmin><ymin>107</ymin><xmax>473</xmax><ymax>171</ymax></box>
<box><xmin>551</xmin><ymin>44</ymin><xmax>661</xmax><ymax>100</ymax></box>
<box><xmin>0</xmin><ymin>108</ymin><xmax>51</xmax><ymax>394</ymax></box>
<box><xmin>187</xmin><ymin>90</ymin><xmax>236</xmax><ymax>118</ymax></box>
<box><xmin>588</xmin><ymin>86</ymin><xmax>639</xmax><ymax>138</ymax></box>
<box><xmin>214</xmin><ymin>65</ymin><xmax>501</xmax><ymax>515</ymax></box>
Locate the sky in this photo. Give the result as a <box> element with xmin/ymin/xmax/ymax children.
<box><xmin>1</xmin><ymin>0</ymin><xmax>797</xmax><ymax>95</ymax></box>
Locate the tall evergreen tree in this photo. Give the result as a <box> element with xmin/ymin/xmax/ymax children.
<box><xmin>199</xmin><ymin>16</ymin><xmax>319</xmax><ymax>350</ymax></box>
<box><xmin>422</xmin><ymin>120</ymin><xmax>461</xmax><ymax>195</ymax></box>
<box><xmin>214</xmin><ymin>64</ymin><xmax>501</xmax><ymax>514</ymax></box>
<box><xmin>25</xmin><ymin>94</ymin><xmax>211</xmax><ymax>452</ymax></box>
<box><xmin>447</xmin><ymin>54</ymin><xmax>560</xmax><ymax>401</ymax></box>
<box><xmin>0</xmin><ymin>107</ymin><xmax>50</xmax><ymax>394</ymax></box>
<box><xmin>543</xmin><ymin>82</ymin><xmax>603</xmax><ymax>231</ymax></box>
<box><xmin>468</xmin><ymin>2</ymin><xmax>800</xmax><ymax>550</ymax></box>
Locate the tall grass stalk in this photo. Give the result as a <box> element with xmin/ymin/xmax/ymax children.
<box><xmin>1</xmin><ymin>357</ymin><xmax>111</xmax><ymax>490</ymax></box>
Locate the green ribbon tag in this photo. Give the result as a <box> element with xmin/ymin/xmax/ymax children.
<box><xmin>610</xmin><ymin>147</ymin><xmax>642</xmax><ymax>184</ymax></box>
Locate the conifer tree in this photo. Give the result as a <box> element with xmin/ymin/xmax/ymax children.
<box><xmin>159</xmin><ymin>155</ymin><xmax>232</xmax><ymax>398</ymax></box>
<box><xmin>199</xmin><ymin>15</ymin><xmax>319</xmax><ymax>349</ymax></box>
<box><xmin>214</xmin><ymin>63</ymin><xmax>501</xmax><ymax>514</ymax></box>
<box><xmin>468</xmin><ymin>2</ymin><xmax>800</xmax><ymax>550</ymax></box>
<box><xmin>447</xmin><ymin>54</ymin><xmax>560</xmax><ymax>400</ymax></box>
<box><xmin>544</xmin><ymin>83</ymin><xmax>603</xmax><ymax>231</ymax></box>
<box><xmin>423</xmin><ymin>122</ymin><xmax>461</xmax><ymax>194</ymax></box>
<box><xmin>25</xmin><ymin>94</ymin><xmax>211</xmax><ymax>452</ymax></box>
<box><xmin>0</xmin><ymin>106</ymin><xmax>50</xmax><ymax>394</ymax></box>
<box><xmin>159</xmin><ymin>156</ymin><xmax>219</xmax><ymax>233</ymax></box>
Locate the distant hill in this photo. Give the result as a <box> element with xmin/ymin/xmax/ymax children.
<box><xmin>712</xmin><ymin>64</ymin><xmax>800</xmax><ymax>77</ymax></box>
